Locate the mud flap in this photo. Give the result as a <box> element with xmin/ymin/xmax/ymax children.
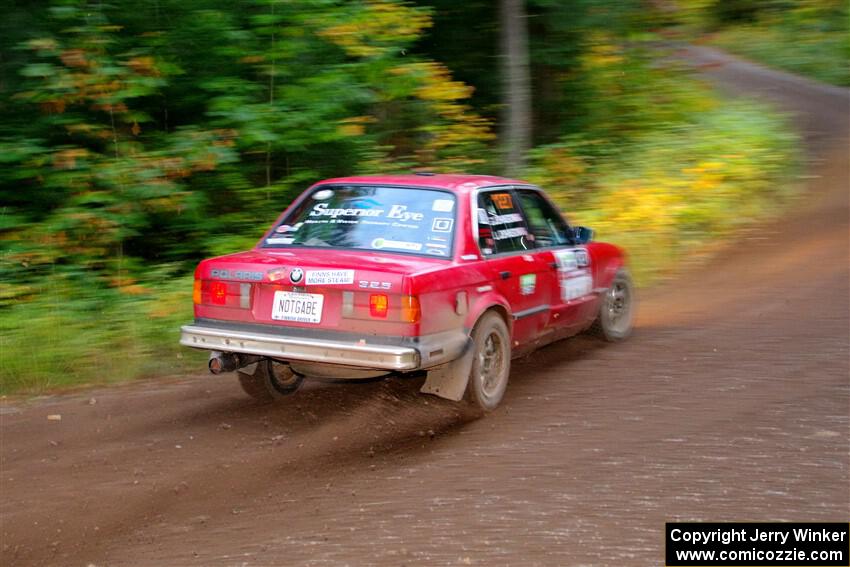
<box><xmin>239</xmin><ymin>362</ymin><xmax>258</xmax><ymax>375</ymax></box>
<box><xmin>420</xmin><ymin>337</ymin><xmax>474</xmax><ymax>401</ymax></box>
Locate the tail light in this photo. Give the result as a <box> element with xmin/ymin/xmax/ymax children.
<box><xmin>196</xmin><ymin>280</ymin><xmax>252</xmax><ymax>309</ymax></box>
<box><xmin>210</xmin><ymin>281</ymin><xmax>228</xmax><ymax>305</ymax></box>
<box><xmin>401</xmin><ymin>295</ymin><xmax>421</xmax><ymax>323</ymax></box>
<box><xmin>193</xmin><ymin>280</ymin><xmax>202</xmax><ymax>305</ymax></box>
<box><xmin>369</xmin><ymin>294</ymin><xmax>388</xmax><ymax>318</ymax></box>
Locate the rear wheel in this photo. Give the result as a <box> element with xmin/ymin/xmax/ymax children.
<box><xmin>237</xmin><ymin>360</ymin><xmax>304</xmax><ymax>401</ymax></box>
<box><xmin>465</xmin><ymin>312</ymin><xmax>511</xmax><ymax>411</ymax></box>
<box><xmin>589</xmin><ymin>269</ymin><xmax>634</xmax><ymax>341</ymax></box>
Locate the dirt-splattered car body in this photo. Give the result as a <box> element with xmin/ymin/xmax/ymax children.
<box><xmin>180</xmin><ymin>174</ymin><xmax>632</xmax><ymax>408</ymax></box>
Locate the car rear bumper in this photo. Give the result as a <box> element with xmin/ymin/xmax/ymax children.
<box><xmin>180</xmin><ymin>321</ymin><xmax>467</xmax><ymax>372</ymax></box>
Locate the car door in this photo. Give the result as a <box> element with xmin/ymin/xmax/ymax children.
<box><xmin>476</xmin><ymin>188</ymin><xmax>552</xmax><ymax>349</ymax></box>
<box><xmin>513</xmin><ymin>188</ymin><xmax>597</xmax><ymax>332</ymax></box>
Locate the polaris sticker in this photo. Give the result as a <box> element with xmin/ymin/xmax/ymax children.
<box><xmin>305</xmin><ymin>269</ymin><xmax>354</xmax><ymax>285</ymax></box>
<box><xmin>209</xmin><ymin>269</ymin><xmax>264</xmax><ymax>281</ymax></box>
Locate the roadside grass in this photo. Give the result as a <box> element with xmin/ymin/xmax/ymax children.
<box><xmin>707</xmin><ymin>24</ymin><xmax>850</xmax><ymax>87</ymax></box>
<box><xmin>0</xmin><ymin>278</ymin><xmax>205</xmax><ymax>395</ymax></box>
<box><xmin>0</xmin><ymin>101</ymin><xmax>800</xmax><ymax>396</ymax></box>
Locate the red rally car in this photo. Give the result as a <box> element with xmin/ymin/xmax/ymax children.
<box><xmin>180</xmin><ymin>174</ymin><xmax>634</xmax><ymax>410</ymax></box>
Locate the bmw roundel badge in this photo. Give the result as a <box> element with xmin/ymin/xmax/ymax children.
<box><xmin>289</xmin><ymin>268</ymin><xmax>303</xmax><ymax>284</ymax></box>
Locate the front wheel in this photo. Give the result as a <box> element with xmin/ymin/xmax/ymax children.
<box><xmin>465</xmin><ymin>312</ymin><xmax>511</xmax><ymax>411</ymax></box>
<box><xmin>589</xmin><ymin>269</ymin><xmax>634</xmax><ymax>341</ymax></box>
<box><xmin>237</xmin><ymin>360</ymin><xmax>304</xmax><ymax>401</ymax></box>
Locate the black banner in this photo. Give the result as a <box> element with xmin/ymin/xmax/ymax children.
<box><xmin>666</xmin><ymin>522</ymin><xmax>849</xmax><ymax>566</ymax></box>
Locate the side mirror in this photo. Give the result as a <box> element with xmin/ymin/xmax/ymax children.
<box><xmin>573</xmin><ymin>226</ymin><xmax>594</xmax><ymax>244</ymax></box>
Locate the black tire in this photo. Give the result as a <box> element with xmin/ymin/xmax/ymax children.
<box><xmin>589</xmin><ymin>269</ymin><xmax>635</xmax><ymax>342</ymax></box>
<box><xmin>465</xmin><ymin>312</ymin><xmax>511</xmax><ymax>411</ymax></box>
<box><xmin>237</xmin><ymin>360</ymin><xmax>304</xmax><ymax>401</ymax></box>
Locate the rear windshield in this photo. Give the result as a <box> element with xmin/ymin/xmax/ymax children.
<box><xmin>262</xmin><ymin>185</ymin><xmax>456</xmax><ymax>258</ymax></box>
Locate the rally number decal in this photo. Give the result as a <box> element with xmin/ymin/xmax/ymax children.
<box><xmin>554</xmin><ymin>249</ymin><xmax>593</xmax><ymax>302</ymax></box>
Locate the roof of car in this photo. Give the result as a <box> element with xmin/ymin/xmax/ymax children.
<box><xmin>314</xmin><ymin>174</ymin><xmax>532</xmax><ymax>193</ymax></box>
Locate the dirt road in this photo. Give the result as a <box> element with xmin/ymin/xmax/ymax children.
<box><xmin>2</xmin><ymin>47</ymin><xmax>848</xmax><ymax>566</ymax></box>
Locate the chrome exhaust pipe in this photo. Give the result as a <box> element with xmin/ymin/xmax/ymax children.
<box><xmin>209</xmin><ymin>351</ymin><xmax>240</xmax><ymax>374</ymax></box>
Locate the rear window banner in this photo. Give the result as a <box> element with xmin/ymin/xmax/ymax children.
<box><xmin>263</xmin><ymin>186</ymin><xmax>455</xmax><ymax>257</ymax></box>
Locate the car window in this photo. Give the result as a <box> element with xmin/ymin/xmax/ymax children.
<box><xmin>477</xmin><ymin>190</ymin><xmax>532</xmax><ymax>255</ymax></box>
<box><xmin>516</xmin><ymin>189</ymin><xmax>572</xmax><ymax>248</ymax></box>
<box><xmin>262</xmin><ymin>185</ymin><xmax>455</xmax><ymax>258</ymax></box>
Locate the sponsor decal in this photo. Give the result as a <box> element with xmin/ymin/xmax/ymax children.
<box><xmin>494</xmin><ymin>226</ymin><xmax>528</xmax><ymax>240</ymax></box>
<box><xmin>554</xmin><ymin>249</ymin><xmax>593</xmax><ymax>301</ymax></box>
<box><xmin>265</xmin><ymin>237</ymin><xmax>294</xmax><ymax>245</ymax></box>
<box><xmin>289</xmin><ymin>267</ymin><xmax>304</xmax><ymax>284</ymax></box>
<box><xmin>305</xmin><ymin>269</ymin><xmax>354</xmax><ymax>285</ymax></box>
<box><xmin>490</xmin><ymin>212</ymin><xmax>523</xmax><ymax>225</ymax></box>
<box><xmin>431</xmin><ymin>218</ymin><xmax>454</xmax><ymax>232</ymax></box>
<box><xmin>371</xmin><ymin>238</ymin><xmax>423</xmax><ymax>252</ymax></box>
<box><xmin>575</xmin><ymin>248</ymin><xmax>589</xmax><ymax>267</ymax></box>
<box><xmin>561</xmin><ymin>273</ymin><xmax>593</xmax><ymax>301</ymax></box>
<box><xmin>520</xmin><ymin>273</ymin><xmax>536</xmax><ymax>295</ymax></box>
<box><xmin>359</xmin><ymin>280</ymin><xmax>392</xmax><ymax>289</ymax></box>
<box><xmin>426</xmin><ymin>242</ymin><xmax>447</xmax><ymax>249</ymax></box>
<box><xmin>426</xmin><ymin>248</ymin><xmax>446</xmax><ymax>256</ymax></box>
<box><xmin>275</xmin><ymin>224</ymin><xmax>292</xmax><ymax>233</ymax></box>
<box><xmin>432</xmin><ymin>199</ymin><xmax>454</xmax><ymax>212</ymax></box>
<box><xmin>554</xmin><ymin>249</ymin><xmax>579</xmax><ymax>271</ymax></box>
<box><xmin>267</xmin><ymin>268</ymin><xmax>287</xmax><ymax>282</ymax></box>
<box><xmin>491</xmin><ymin>192</ymin><xmax>513</xmax><ymax>210</ymax></box>
<box><xmin>312</xmin><ymin>189</ymin><xmax>334</xmax><ymax>200</ymax></box>
<box><xmin>210</xmin><ymin>269</ymin><xmax>263</xmax><ymax>281</ymax></box>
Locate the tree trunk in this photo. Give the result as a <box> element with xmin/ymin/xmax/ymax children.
<box><xmin>500</xmin><ymin>0</ymin><xmax>532</xmax><ymax>176</ymax></box>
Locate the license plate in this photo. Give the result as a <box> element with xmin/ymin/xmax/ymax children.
<box><xmin>271</xmin><ymin>291</ymin><xmax>324</xmax><ymax>323</ymax></box>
